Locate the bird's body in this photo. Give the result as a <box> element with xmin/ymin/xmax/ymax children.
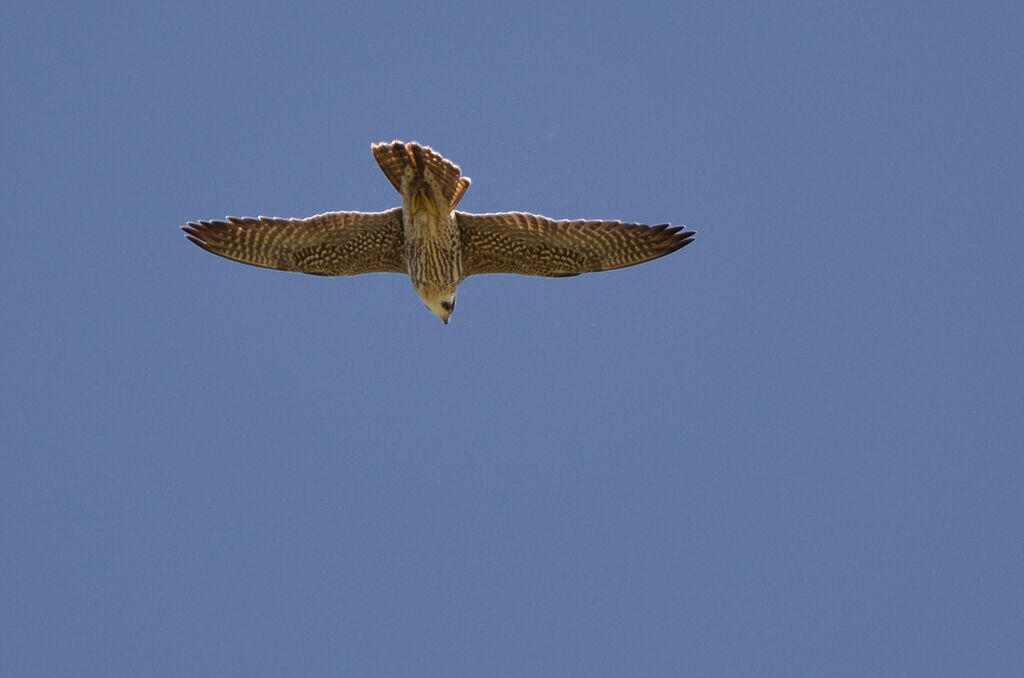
<box><xmin>183</xmin><ymin>141</ymin><xmax>695</xmax><ymax>323</ymax></box>
<box><xmin>374</xmin><ymin>141</ymin><xmax>468</xmax><ymax>322</ymax></box>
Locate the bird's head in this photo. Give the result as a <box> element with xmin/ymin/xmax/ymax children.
<box><xmin>415</xmin><ymin>283</ymin><xmax>457</xmax><ymax>325</ymax></box>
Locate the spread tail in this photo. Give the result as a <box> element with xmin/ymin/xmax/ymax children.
<box><xmin>372</xmin><ymin>140</ymin><xmax>471</xmax><ymax>212</ymax></box>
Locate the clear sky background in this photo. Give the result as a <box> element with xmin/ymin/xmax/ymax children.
<box><xmin>2</xmin><ymin>1</ymin><xmax>1021</xmax><ymax>676</ymax></box>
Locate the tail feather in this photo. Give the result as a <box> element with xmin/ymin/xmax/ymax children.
<box><xmin>372</xmin><ymin>140</ymin><xmax>470</xmax><ymax>211</ymax></box>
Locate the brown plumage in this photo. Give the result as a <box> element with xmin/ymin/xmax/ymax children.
<box><xmin>372</xmin><ymin>140</ymin><xmax>470</xmax><ymax>212</ymax></box>
<box><xmin>182</xmin><ymin>141</ymin><xmax>696</xmax><ymax>322</ymax></box>
<box><xmin>457</xmin><ymin>212</ymin><xmax>693</xmax><ymax>278</ymax></box>
<box><xmin>183</xmin><ymin>209</ymin><xmax>404</xmax><ymax>276</ymax></box>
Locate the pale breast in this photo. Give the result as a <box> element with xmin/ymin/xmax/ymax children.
<box><xmin>404</xmin><ymin>209</ymin><xmax>463</xmax><ymax>286</ymax></box>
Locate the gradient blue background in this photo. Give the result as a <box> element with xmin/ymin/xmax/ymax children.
<box><xmin>2</xmin><ymin>1</ymin><xmax>1021</xmax><ymax>675</ymax></box>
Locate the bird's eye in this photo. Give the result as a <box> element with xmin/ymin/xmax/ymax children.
<box><xmin>441</xmin><ymin>300</ymin><xmax>454</xmax><ymax>312</ymax></box>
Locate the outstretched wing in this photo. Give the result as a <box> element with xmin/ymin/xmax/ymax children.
<box><xmin>182</xmin><ymin>208</ymin><xmax>405</xmax><ymax>276</ymax></box>
<box><xmin>457</xmin><ymin>211</ymin><xmax>695</xmax><ymax>277</ymax></box>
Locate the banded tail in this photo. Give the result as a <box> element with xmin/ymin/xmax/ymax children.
<box><xmin>372</xmin><ymin>140</ymin><xmax>471</xmax><ymax>213</ymax></box>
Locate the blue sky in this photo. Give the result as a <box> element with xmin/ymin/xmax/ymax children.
<box><xmin>2</xmin><ymin>1</ymin><xmax>1021</xmax><ymax>675</ymax></box>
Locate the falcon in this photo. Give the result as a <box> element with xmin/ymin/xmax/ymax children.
<box><xmin>183</xmin><ymin>141</ymin><xmax>696</xmax><ymax>323</ymax></box>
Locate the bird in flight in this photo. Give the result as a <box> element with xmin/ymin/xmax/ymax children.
<box><xmin>182</xmin><ymin>141</ymin><xmax>695</xmax><ymax>323</ymax></box>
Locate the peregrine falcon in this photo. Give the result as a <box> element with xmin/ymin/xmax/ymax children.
<box><xmin>182</xmin><ymin>141</ymin><xmax>696</xmax><ymax>323</ymax></box>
